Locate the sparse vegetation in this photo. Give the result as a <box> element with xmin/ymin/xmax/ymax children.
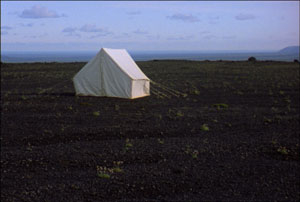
<box><xmin>200</xmin><ymin>124</ymin><xmax>209</xmax><ymax>131</ymax></box>
<box><xmin>80</xmin><ymin>102</ymin><xmax>92</xmax><ymax>106</ymax></box>
<box><xmin>277</xmin><ymin>146</ymin><xmax>289</xmax><ymax>155</ymax></box>
<box><xmin>96</xmin><ymin>166</ymin><xmax>112</xmax><ymax>179</ymax></box>
<box><xmin>212</xmin><ymin>103</ymin><xmax>228</xmax><ymax>110</ymax></box>
<box><xmin>1</xmin><ymin>60</ymin><xmax>299</xmax><ymax>201</ymax></box>
<box><xmin>184</xmin><ymin>145</ymin><xmax>199</xmax><ymax>159</ymax></box>
<box><xmin>97</xmin><ymin>161</ymin><xmax>124</xmax><ymax>178</ymax></box>
<box><xmin>125</xmin><ymin>138</ymin><xmax>133</xmax><ymax>151</ymax></box>
<box><xmin>92</xmin><ymin>111</ymin><xmax>100</xmax><ymax>116</ymax></box>
<box><xmin>157</xmin><ymin>138</ymin><xmax>164</xmax><ymax>144</ymax></box>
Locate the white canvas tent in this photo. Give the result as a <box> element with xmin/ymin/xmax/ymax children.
<box><xmin>73</xmin><ymin>48</ymin><xmax>150</xmax><ymax>99</ymax></box>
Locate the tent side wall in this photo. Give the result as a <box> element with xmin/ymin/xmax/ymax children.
<box><xmin>131</xmin><ymin>80</ymin><xmax>150</xmax><ymax>98</ymax></box>
<box><xmin>101</xmin><ymin>52</ymin><xmax>132</xmax><ymax>98</ymax></box>
<box><xmin>73</xmin><ymin>53</ymin><xmax>103</xmax><ymax>96</ymax></box>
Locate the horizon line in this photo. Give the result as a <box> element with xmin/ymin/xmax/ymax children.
<box><xmin>0</xmin><ymin>49</ymin><xmax>286</xmax><ymax>53</ymax></box>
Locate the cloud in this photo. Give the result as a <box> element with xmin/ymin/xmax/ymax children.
<box><xmin>133</xmin><ymin>29</ymin><xmax>148</xmax><ymax>35</ymax></box>
<box><xmin>62</xmin><ymin>27</ymin><xmax>77</xmax><ymax>33</ymax></box>
<box><xmin>19</xmin><ymin>5</ymin><xmax>65</xmax><ymax>19</ymax></box>
<box><xmin>235</xmin><ymin>13</ymin><xmax>255</xmax><ymax>21</ymax></box>
<box><xmin>80</xmin><ymin>24</ymin><xmax>105</xmax><ymax>32</ymax></box>
<box><xmin>62</xmin><ymin>25</ymin><xmax>111</xmax><ymax>38</ymax></box>
<box><xmin>19</xmin><ymin>23</ymin><xmax>34</xmax><ymax>27</ymax></box>
<box><xmin>62</xmin><ymin>27</ymin><xmax>81</xmax><ymax>37</ymax></box>
<box><xmin>167</xmin><ymin>35</ymin><xmax>194</xmax><ymax>40</ymax></box>
<box><xmin>126</xmin><ymin>11</ymin><xmax>141</xmax><ymax>15</ymax></box>
<box><xmin>1</xmin><ymin>26</ymin><xmax>13</xmax><ymax>30</ymax></box>
<box><xmin>167</xmin><ymin>13</ymin><xmax>200</xmax><ymax>23</ymax></box>
<box><xmin>79</xmin><ymin>24</ymin><xmax>112</xmax><ymax>37</ymax></box>
<box><xmin>25</xmin><ymin>33</ymin><xmax>48</xmax><ymax>39</ymax></box>
<box><xmin>89</xmin><ymin>33</ymin><xmax>112</xmax><ymax>39</ymax></box>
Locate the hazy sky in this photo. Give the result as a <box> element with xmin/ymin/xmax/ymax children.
<box><xmin>1</xmin><ymin>1</ymin><xmax>299</xmax><ymax>52</ymax></box>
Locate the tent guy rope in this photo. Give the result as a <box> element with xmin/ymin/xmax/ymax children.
<box><xmin>150</xmin><ymin>80</ymin><xmax>187</xmax><ymax>98</ymax></box>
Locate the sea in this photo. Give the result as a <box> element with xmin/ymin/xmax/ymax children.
<box><xmin>1</xmin><ymin>50</ymin><xmax>299</xmax><ymax>63</ymax></box>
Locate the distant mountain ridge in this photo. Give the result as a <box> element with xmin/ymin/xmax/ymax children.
<box><xmin>278</xmin><ymin>46</ymin><xmax>300</xmax><ymax>54</ymax></box>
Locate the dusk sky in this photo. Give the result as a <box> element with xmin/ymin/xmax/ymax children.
<box><xmin>1</xmin><ymin>1</ymin><xmax>299</xmax><ymax>52</ymax></box>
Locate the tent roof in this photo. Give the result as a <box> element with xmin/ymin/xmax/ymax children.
<box><xmin>102</xmin><ymin>48</ymin><xmax>149</xmax><ymax>80</ymax></box>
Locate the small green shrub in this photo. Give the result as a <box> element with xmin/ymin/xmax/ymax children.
<box><xmin>125</xmin><ymin>138</ymin><xmax>133</xmax><ymax>150</ymax></box>
<box><xmin>184</xmin><ymin>145</ymin><xmax>199</xmax><ymax>159</ymax></box>
<box><xmin>201</xmin><ymin>124</ymin><xmax>209</xmax><ymax>131</ymax></box>
<box><xmin>226</xmin><ymin>123</ymin><xmax>232</xmax><ymax>127</ymax></box>
<box><xmin>80</xmin><ymin>102</ymin><xmax>92</xmax><ymax>106</ymax></box>
<box><xmin>192</xmin><ymin>150</ymin><xmax>199</xmax><ymax>159</ymax></box>
<box><xmin>97</xmin><ymin>166</ymin><xmax>112</xmax><ymax>179</ymax></box>
<box><xmin>176</xmin><ymin>110</ymin><xmax>184</xmax><ymax>117</ymax></box>
<box><xmin>97</xmin><ymin>161</ymin><xmax>124</xmax><ymax>178</ymax></box>
<box><xmin>263</xmin><ymin>117</ymin><xmax>272</xmax><ymax>124</ymax></box>
<box><xmin>97</xmin><ymin>173</ymin><xmax>110</xmax><ymax>179</ymax></box>
<box><xmin>113</xmin><ymin>167</ymin><xmax>123</xmax><ymax>173</ymax></box>
<box><xmin>271</xmin><ymin>140</ymin><xmax>277</xmax><ymax>145</ymax></box>
<box><xmin>93</xmin><ymin>111</ymin><xmax>100</xmax><ymax>116</ymax></box>
<box><xmin>157</xmin><ymin>138</ymin><xmax>164</xmax><ymax>144</ymax></box>
<box><xmin>212</xmin><ymin>103</ymin><xmax>228</xmax><ymax>110</ymax></box>
<box><xmin>277</xmin><ymin>146</ymin><xmax>289</xmax><ymax>155</ymax></box>
<box><xmin>213</xmin><ymin>119</ymin><xmax>218</xmax><ymax>123</ymax></box>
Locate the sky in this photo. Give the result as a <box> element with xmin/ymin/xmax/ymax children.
<box><xmin>1</xmin><ymin>1</ymin><xmax>299</xmax><ymax>52</ymax></box>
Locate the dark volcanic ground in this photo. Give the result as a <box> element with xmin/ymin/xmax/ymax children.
<box><xmin>1</xmin><ymin>60</ymin><xmax>299</xmax><ymax>201</ymax></box>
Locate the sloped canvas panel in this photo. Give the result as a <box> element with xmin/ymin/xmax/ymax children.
<box><xmin>73</xmin><ymin>52</ymin><xmax>103</xmax><ymax>96</ymax></box>
<box><xmin>132</xmin><ymin>80</ymin><xmax>150</xmax><ymax>98</ymax></box>
<box><xmin>104</xmin><ymin>48</ymin><xmax>149</xmax><ymax>80</ymax></box>
<box><xmin>101</xmin><ymin>52</ymin><xmax>132</xmax><ymax>98</ymax></box>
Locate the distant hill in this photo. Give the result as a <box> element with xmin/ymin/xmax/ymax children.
<box><xmin>278</xmin><ymin>46</ymin><xmax>300</xmax><ymax>54</ymax></box>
